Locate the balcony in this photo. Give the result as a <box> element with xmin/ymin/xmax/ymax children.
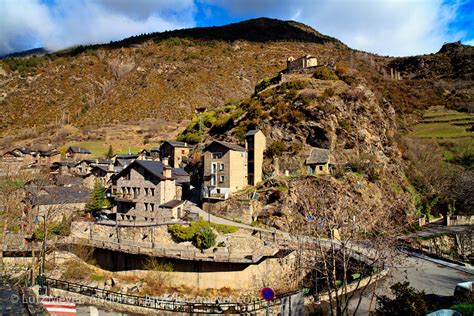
<box><xmin>114</xmin><ymin>194</ymin><xmax>135</xmax><ymax>202</ymax></box>
<box><xmin>202</xmin><ymin>188</ymin><xmax>229</xmax><ymax>200</ymax></box>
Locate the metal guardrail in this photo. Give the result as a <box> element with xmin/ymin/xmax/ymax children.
<box><xmin>43</xmin><ymin>277</ymin><xmax>298</xmax><ymax>314</ymax></box>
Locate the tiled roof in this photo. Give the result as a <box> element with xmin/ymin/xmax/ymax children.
<box><xmin>305</xmin><ymin>148</ymin><xmax>330</xmax><ymax>164</ymax></box>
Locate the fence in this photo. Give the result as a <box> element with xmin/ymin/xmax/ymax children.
<box><xmin>43</xmin><ymin>277</ymin><xmax>300</xmax><ymax>314</ymax></box>
<box><xmin>67</xmin><ymin>236</ymin><xmax>279</xmax><ymax>263</ymax></box>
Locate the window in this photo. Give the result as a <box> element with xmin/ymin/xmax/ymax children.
<box><xmin>181</xmin><ymin>150</ymin><xmax>185</xmax><ymax>154</ymax></box>
<box><xmin>319</xmin><ymin>165</ymin><xmax>323</xmax><ymax>171</ymax></box>
<box><xmin>211</xmin><ymin>163</ymin><xmax>217</xmax><ymax>174</ymax></box>
<box><xmin>124</xmin><ymin>172</ymin><xmax>130</xmax><ymax>180</ymax></box>
<box><xmin>144</xmin><ymin>188</ymin><xmax>149</xmax><ymax>196</ymax></box>
<box><xmin>220</xmin><ymin>163</ymin><xmax>224</xmax><ymax>171</ymax></box>
<box><xmin>150</xmin><ymin>188</ymin><xmax>155</xmax><ymax>196</ymax></box>
<box><xmin>150</xmin><ymin>203</ymin><xmax>154</xmax><ymax>212</ymax></box>
<box><xmin>212</xmin><ymin>152</ymin><xmax>223</xmax><ymax>159</ymax></box>
<box><xmin>220</xmin><ymin>175</ymin><xmax>225</xmax><ymax>183</ymax></box>
<box><xmin>210</xmin><ymin>174</ymin><xmax>216</xmax><ymax>186</ymax></box>
<box><xmin>144</xmin><ymin>203</ymin><xmax>148</xmax><ymax>211</ymax></box>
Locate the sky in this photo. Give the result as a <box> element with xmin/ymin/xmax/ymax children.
<box><xmin>1</xmin><ymin>0</ymin><xmax>473</xmax><ymax>57</ymax></box>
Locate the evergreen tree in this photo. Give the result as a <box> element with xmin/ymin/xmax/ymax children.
<box><xmin>86</xmin><ymin>181</ymin><xmax>110</xmax><ymax>212</ymax></box>
<box><xmin>105</xmin><ymin>145</ymin><xmax>114</xmax><ymax>159</ymax></box>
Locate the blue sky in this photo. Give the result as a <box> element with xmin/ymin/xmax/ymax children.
<box><xmin>1</xmin><ymin>0</ymin><xmax>473</xmax><ymax>57</ymax></box>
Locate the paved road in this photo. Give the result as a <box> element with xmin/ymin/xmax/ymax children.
<box><xmin>185</xmin><ymin>203</ymin><xmax>278</xmax><ymax>234</ymax></box>
<box><xmin>349</xmin><ymin>251</ymin><xmax>472</xmax><ymax>315</ymax></box>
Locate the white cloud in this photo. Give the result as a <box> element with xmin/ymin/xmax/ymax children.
<box><xmin>0</xmin><ymin>0</ymin><xmax>196</xmax><ymax>56</ymax></box>
<box><xmin>464</xmin><ymin>39</ymin><xmax>474</xmax><ymax>46</ymax></box>
<box><xmin>203</xmin><ymin>0</ymin><xmax>464</xmax><ymax>56</ymax></box>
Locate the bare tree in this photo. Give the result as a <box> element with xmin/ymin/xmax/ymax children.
<box><xmin>289</xmin><ymin>178</ymin><xmax>412</xmax><ymax>316</ymax></box>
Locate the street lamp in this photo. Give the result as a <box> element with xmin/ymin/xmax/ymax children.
<box><xmin>34</xmin><ymin>214</ymin><xmax>47</xmax><ymax>294</ymax></box>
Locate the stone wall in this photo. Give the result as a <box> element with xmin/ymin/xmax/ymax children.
<box><xmin>115</xmin><ymin>252</ymin><xmax>298</xmax><ymax>290</ymax></box>
<box><xmin>447</xmin><ymin>215</ymin><xmax>474</xmax><ymax>226</ymax></box>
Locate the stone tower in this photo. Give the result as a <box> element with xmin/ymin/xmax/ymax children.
<box><xmin>245</xmin><ymin>130</ymin><xmax>266</xmax><ymax>186</ymax></box>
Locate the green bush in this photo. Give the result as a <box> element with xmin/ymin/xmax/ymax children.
<box><xmin>266</xmin><ymin>140</ymin><xmax>286</xmax><ymax>158</ymax></box>
<box><xmin>3</xmin><ymin>55</ymin><xmax>49</xmax><ymax>75</ymax></box>
<box><xmin>254</xmin><ymin>74</ymin><xmax>281</xmax><ymax>94</ymax></box>
<box><xmin>168</xmin><ymin>221</ymin><xmax>236</xmax><ymax>249</ymax></box>
<box><xmin>313</xmin><ymin>67</ymin><xmax>339</xmax><ymax>80</ymax></box>
<box><xmin>194</xmin><ymin>226</ymin><xmax>216</xmax><ymax>250</ymax></box>
<box><xmin>176</xmin><ymin>132</ymin><xmax>202</xmax><ymax>144</ymax></box>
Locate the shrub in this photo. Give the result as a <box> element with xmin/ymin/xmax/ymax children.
<box><xmin>313</xmin><ymin>67</ymin><xmax>339</xmax><ymax>80</ymax></box>
<box><xmin>168</xmin><ymin>221</ymin><xmax>234</xmax><ymax>249</ymax></box>
<box><xmin>176</xmin><ymin>132</ymin><xmax>202</xmax><ymax>144</ymax></box>
<box><xmin>335</xmin><ymin>62</ymin><xmax>348</xmax><ymax>77</ymax></box>
<box><xmin>143</xmin><ymin>257</ymin><xmax>174</xmax><ymax>272</ymax></box>
<box><xmin>266</xmin><ymin>140</ymin><xmax>286</xmax><ymax>158</ymax></box>
<box><xmin>194</xmin><ymin>226</ymin><xmax>216</xmax><ymax>250</ymax></box>
<box><xmin>280</xmin><ymin>80</ymin><xmax>308</xmax><ymax>90</ymax></box>
<box><xmin>254</xmin><ymin>74</ymin><xmax>281</xmax><ymax>94</ymax></box>
<box><xmin>63</xmin><ymin>260</ymin><xmax>91</xmax><ymax>281</ymax></box>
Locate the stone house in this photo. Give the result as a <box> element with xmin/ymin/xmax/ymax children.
<box><xmin>27</xmin><ymin>186</ymin><xmax>90</xmax><ymax>220</ymax></box>
<box><xmin>37</xmin><ymin>149</ymin><xmax>61</xmax><ymax>167</ymax></box>
<box><xmin>65</xmin><ymin>147</ymin><xmax>92</xmax><ymax>160</ymax></box>
<box><xmin>83</xmin><ymin>164</ymin><xmax>114</xmax><ymax>189</ymax></box>
<box><xmin>202</xmin><ymin>141</ymin><xmax>247</xmax><ymax>200</ymax></box>
<box><xmin>50</xmin><ymin>161</ymin><xmax>80</xmax><ymax>174</ymax></box>
<box><xmin>113</xmin><ymin>154</ymin><xmax>139</xmax><ymax>173</ymax></box>
<box><xmin>2</xmin><ymin>147</ymin><xmax>36</xmax><ymax>166</ymax></box>
<box><xmin>245</xmin><ymin>130</ymin><xmax>266</xmax><ymax>186</ymax></box>
<box><xmin>111</xmin><ymin>159</ymin><xmax>189</xmax><ymax>221</ymax></box>
<box><xmin>286</xmin><ymin>55</ymin><xmax>318</xmax><ymax>73</ymax></box>
<box><xmin>305</xmin><ymin>148</ymin><xmax>331</xmax><ymax>175</ymax></box>
<box><xmin>159</xmin><ymin>141</ymin><xmax>193</xmax><ymax>168</ymax></box>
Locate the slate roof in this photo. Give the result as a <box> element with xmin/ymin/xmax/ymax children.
<box><xmin>245</xmin><ymin>130</ymin><xmax>260</xmax><ymax>136</ymax></box>
<box><xmin>68</xmin><ymin>147</ymin><xmax>92</xmax><ymax>154</ymax></box>
<box><xmin>30</xmin><ymin>186</ymin><xmax>90</xmax><ymax>205</ymax></box>
<box><xmin>39</xmin><ymin>149</ymin><xmax>60</xmax><ymax>157</ymax></box>
<box><xmin>160</xmin><ymin>200</ymin><xmax>185</xmax><ymax>209</ymax></box>
<box><xmin>54</xmin><ymin>174</ymin><xmax>84</xmax><ymax>187</ymax></box>
<box><xmin>114</xmin><ymin>154</ymin><xmax>139</xmax><ymax>159</ymax></box>
<box><xmin>51</xmin><ymin>161</ymin><xmax>79</xmax><ymax>167</ymax></box>
<box><xmin>114</xmin><ymin>160</ymin><xmax>190</xmax><ymax>182</ymax></box>
<box><xmin>306</xmin><ymin>148</ymin><xmax>330</xmax><ymax>164</ymax></box>
<box><xmin>14</xmin><ymin>147</ymin><xmax>35</xmax><ymax>155</ymax></box>
<box><xmin>161</xmin><ymin>141</ymin><xmax>192</xmax><ymax>148</ymax></box>
<box><xmin>204</xmin><ymin>141</ymin><xmax>246</xmax><ymax>152</ymax></box>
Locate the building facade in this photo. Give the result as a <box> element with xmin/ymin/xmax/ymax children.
<box><xmin>202</xmin><ymin>141</ymin><xmax>247</xmax><ymax>200</ymax></box>
<box><xmin>159</xmin><ymin>141</ymin><xmax>192</xmax><ymax>168</ymax></box>
<box><xmin>305</xmin><ymin>147</ymin><xmax>331</xmax><ymax>175</ymax></box>
<box><xmin>65</xmin><ymin>147</ymin><xmax>92</xmax><ymax>160</ymax></box>
<box><xmin>286</xmin><ymin>55</ymin><xmax>318</xmax><ymax>73</ymax></box>
<box><xmin>111</xmin><ymin>160</ymin><xmax>188</xmax><ymax>221</ymax></box>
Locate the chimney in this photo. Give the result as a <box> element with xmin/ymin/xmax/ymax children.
<box><xmin>184</xmin><ymin>142</ymin><xmax>187</xmax><ymax>147</ymax></box>
<box><xmin>162</xmin><ymin>156</ymin><xmax>169</xmax><ymax>166</ymax></box>
<box><xmin>163</xmin><ymin>166</ymin><xmax>172</xmax><ymax>178</ymax></box>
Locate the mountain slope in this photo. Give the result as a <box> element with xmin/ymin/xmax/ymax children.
<box><xmin>0</xmin><ymin>18</ymin><xmax>472</xmax><ymax>146</ymax></box>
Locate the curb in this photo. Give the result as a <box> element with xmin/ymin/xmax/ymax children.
<box><xmin>401</xmin><ymin>249</ymin><xmax>474</xmax><ymax>275</ymax></box>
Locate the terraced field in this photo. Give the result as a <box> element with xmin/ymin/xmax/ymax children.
<box><xmin>410</xmin><ymin>110</ymin><xmax>474</xmax><ymax>139</ymax></box>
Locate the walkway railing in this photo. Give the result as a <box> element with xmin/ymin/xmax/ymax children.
<box><xmin>66</xmin><ymin>236</ymin><xmax>279</xmax><ymax>263</ymax></box>
<box><xmin>43</xmin><ymin>277</ymin><xmax>300</xmax><ymax>314</ymax></box>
